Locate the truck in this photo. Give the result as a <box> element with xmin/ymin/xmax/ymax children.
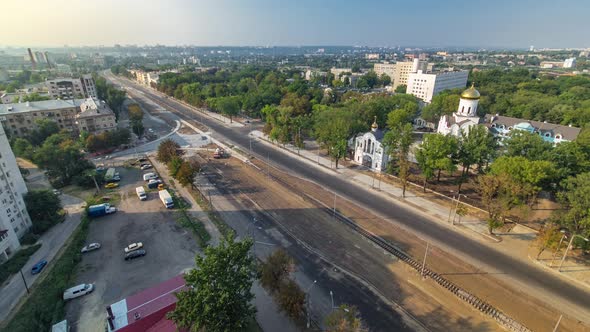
<box><xmin>136</xmin><ymin>186</ymin><xmax>147</xmax><ymax>201</ymax></box>
<box><xmin>105</xmin><ymin>168</ymin><xmax>116</xmax><ymax>182</ymax></box>
<box><xmin>213</xmin><ymin>148</ymin><xmax>227</xmax><ymax>159</ymax></box>
<box><xmin>158</xmin><ymin>190</ymin><xmax>174</xmax><ymax>209</ymax></box>
<box><xmin>88</xmin><ymin>203</ymin><xmax>117</xmax><ymax>218</ymax></box>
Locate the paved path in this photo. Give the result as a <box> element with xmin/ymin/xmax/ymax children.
<box><xmin>0</xmin><ymin>193</ymin><xmax>84</xmax><ymax>323</ymax></box>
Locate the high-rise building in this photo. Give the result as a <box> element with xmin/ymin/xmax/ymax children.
<box><xmin>0</xmin><ymin>124</ymin><xmax>32</xmax><ymax>262</ymax></box>
<box><xmin>47</xmin><ymin>75</ymin><xmax>97</xmax><ymax>99</ymax></box>
<box><xmin>373</xmin><ymin>63</ymin><xmax>396</xmax><ymax>80</ymax></box>
<box><xmin>563</xmin><ymin>58</ymin><xmax>577</xmax><ymax>68</ymax></box>
<box><xmin>406</xmin><ymin>70</ymin><xmax>468</xmax><ymax>103</ymax></box>
<box><xmin>393</xmin><ymin>59</ymin><xmax>429</xmax><ymax>89</ymax></box>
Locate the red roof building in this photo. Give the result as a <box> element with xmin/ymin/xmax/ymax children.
<box><xmin>106</xmin><ymin>274</ymin><xmax>188</xmax><ymax>332</ymax></box>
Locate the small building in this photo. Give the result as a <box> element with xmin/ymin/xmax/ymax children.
<box><xmin>437</xmin><ymin>84</ymin><xmax>481</xmax><ymax>137</ymax></box>
<box><xmin>75</xmin><ymin>98</ymin><xmax>116</xmax><ymax>134</ymax></box>
<box><xmin>483</xmin><ymin>115</ymin><xmax>581</xmax><ymax>144</ymax></box>
<box><xmin>106</xmin><ymin>274</ymin><xmax>188</xmax><ymax>332</ymax></box>
<box><xmin>351</xmin><ymin>117</ymin><xmax>389</xmax><ymax>172</ymax></box>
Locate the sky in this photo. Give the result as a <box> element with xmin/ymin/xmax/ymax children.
<box><xmin>2</xmin><ymin>0</ymin><xmax>589</xmax><ymax>49</ymax></box>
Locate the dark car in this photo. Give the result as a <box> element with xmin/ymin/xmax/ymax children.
<box><xmin>124</xmin><ymin>249</ymin><xmax>146</xmax><ymax>261</ymax></box>
<box><xmin>31</xmin><ymin>260</ymin><xmax>48</xmax><ymax>275</ymax></box>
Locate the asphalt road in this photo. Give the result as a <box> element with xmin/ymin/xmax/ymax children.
<box><xmin>105</xmin><ymin>72</ymin><xmax>590</xmax><ymax>321</ymax></box>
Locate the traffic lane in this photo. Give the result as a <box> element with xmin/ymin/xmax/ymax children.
<box><xmin>112</xmin><ymin>75</ymin><xmax>590</xmax><ymax>311</ymax></box>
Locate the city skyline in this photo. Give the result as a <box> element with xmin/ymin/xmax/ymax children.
<box><xmin>2</xmin><ymin>0</ymin><xmax>590</xmax><ymax>49</ymax></box>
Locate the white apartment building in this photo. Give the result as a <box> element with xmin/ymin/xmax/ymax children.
<box><xmin>393</xmin><ymin>59</ymin><xmax>430</xmax><ymax>89</ymax></box>
<box><xmin>563</xmin><ymin>58</ymin><xmax>576</xmax><ymax>68</ymax></box>
<box><xmin>46</xmin><ymin>75</ymin><xmax>97</xmax><ymax>99</ymax></box>
<box><xmin>406</xmin><ymin>70</ymin><xmax>468</xmax><ymax>103</ymax></box>
<box><xmin>0</xmin><ymin>124</ymin><xmax>32</xmax><ymax>262</ymax></box>
<box><xmin>373</xmin><ymin>63</ymin><xmax>396</xmax><ymax>80</ymax></box>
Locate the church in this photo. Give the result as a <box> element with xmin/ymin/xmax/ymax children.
<box><xmin>436</xmin><ymin>85</ymin><xmax>581</xmax><ymax>143</ymax></box>
<box><xmin>436</xmin><ymin>84</ymin><xmax>482</xmax><ymax>137</ymax></box>
<box><xmin>350</xmin><ymin>117</ymin><xmax>389</xmax><ymax>172</ymax></box>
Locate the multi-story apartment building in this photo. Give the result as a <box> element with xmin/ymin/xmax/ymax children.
<box><xmin>46</xmin><ymin>74</ymin><xmax>97</xmax><ymax>99</ymax></box>
<box><xmin>76</xmin><ymin>98</ymin><xmax>117</xmax><ymax>134</ymax></box>
<box><xmin>0</xmin><ymin>98</ymin><xmax>116</xmax><ymax>137</ymax></box>
<box><xmin>0</xmin><ymin>124</ymin><xmax>32</xmax><ymax>262</ymax></box>
<box><xmin>373</xmin><ymin>63</ymin><xmax>396</xmax><ymax>80</ymax></box>
<box><xmin>393</xmin><ymin>59</ymin><xmax>430</xmax><ymax>89</ymax></box>
<box><xmin>406</xmin><ymin>70</ymin><xmax>469</xmax><ymax>103</ymax></box>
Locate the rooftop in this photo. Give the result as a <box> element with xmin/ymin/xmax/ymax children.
<box><xmin>77</xmin><ymin>98</ymin><xmax>114</xmax><ymax>118</ymax></box>
<box><xmin>484</xmin><ymin>114</ymin><xmax>581</xmax><ymax>141</ymax></box>
<box><xmin>0</xmin><ymin>99</ymin><xmax>82</xmax><ymax>114</ymax></box>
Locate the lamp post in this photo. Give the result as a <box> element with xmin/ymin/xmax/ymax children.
<box><xmin>421</xmin><ymin>242</ymin><xmax>430</xmax><ymax>279</ymax></box>
<box><xmin>549</xmin><ymin>231</ymin><xmax>567</xmax><ymax>267</ymax></box>
<box><xmin>19</xmin><ymin>269</ymin><xmax>30</xmax><ymax>295</ymax></box>
<box><xmin>451</xmin><ymin>194</ymin><xmax>468</xmax><ymax>225</ymax></box>
<box><xmin>329</xmin><ymin>290</ymin><xmax>334</xmax><ymax>311</ymax></box>
<box><xmin>558</xmin><ymin>234</ymin><xmax>589</xmax><ymax>272</ymax></box>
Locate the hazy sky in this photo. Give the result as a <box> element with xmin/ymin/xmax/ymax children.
<box><xmin>2</xmin><ymin>0</ymin><xmax>589</xmax><ymax>48</ymax></box>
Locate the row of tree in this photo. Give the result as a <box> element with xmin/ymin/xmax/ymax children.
<box><xmin>157</xmin><ymin>139</ymin><xmax>200</xmax><ymax>187</ymax></box>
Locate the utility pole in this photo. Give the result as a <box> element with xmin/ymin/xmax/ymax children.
<box><xmin>421</xmin><ymin>242</ymin><xmax>430</xmax><ymax>279</ymax></box>
<box><xmin>447</xmin><ymin>194</ymin><xmax>456</xmax><ymax>223</ymax></box>
<box><xmin>552</xmin><ymin>314</ymin><xmax>563</xmax><ymax>332</ymax></box>
<box><xmin>558</xmin><ymin>234</ymin><xmax>589</xmax><ymax>271</ymax></box>
<box><xmin>549</xmin><ymin>233</ymin><xmax>566</xmax><ymax>267</ymax></box>
<box><xmin>19</xmin><ymin>269</ymin><xmax>30</xmax><ymax>294</ymax></box>
<box><xmin>333</xmin><ymin>192</ymin><xmax>337</xmax><ymax>217</ymax></box>
<box><xmin>317</xmin><ymin>145</ymin><xmax>320</xmax><ymax>164</ymax></box>
<box><xmin>329</xmin><ymin>290</ymin><xmax>334</xmax><ymax>311</ymax></box>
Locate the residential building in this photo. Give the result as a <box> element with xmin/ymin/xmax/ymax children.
<box><xmin>392</xmin><ymin>59</ymin><xmax>429</xmax><ymax>90</ymax></box>
<box><xmin>75</xmin><ymin>98</ymin><xmax>117</xmax><ymax>134</ymax></box>
<box><xmin>563</xmin><ymin>58</ymin><xmax>576</xmax><ymax>68</ymax></box>
<box><xmin>0</xmin><ymin>124</ymin><xmax>32</xmax><ymax>262</ymax></box>
<box><xmin>350</xmin><ymin>117</ymin><xmax>389</xmax><ymax>172</ymax></box>
<box><xmin>106</xmin><ymin>274</ymin><xmax>188</xmax><ymax>332</ymax></box>
<box><xmin>129</xmin><ymin>70</ymin><xmax>160</xmax><ymax>87</ymax></box>
<box><xmin>365</xmin><ymin>53</ymin><xmax>380</xmax><ymax>60</ymax></box>
<box><xmin>46</xmin><ymin>75</ymin><xmax>97</xmax><ymax>99</ymax></box>
<box><xmin>436</xmin><ymin>85</ymin><xmax>581</xmax><ymax>144</ymax></box>
<box><xmin>0</xmin><ymin>98</ymin><xmax>116</xmax><ymax>137</ymax></box>
<box><xmin>304</xmin><ymin>69</ymin><xmax>327</xmax><ymax>81</ymax></box>
<box><xmin>484</xmin><ymin>115</ymin><xmax>580</xmax><ymax>144</ymax></box>
<box><xmin>373</xmin><ymin>63</ymin><xmax>396</xmax><ymax>80</ymax></box>
<box><xmin>406</xmin><ymin>70</ymin><xmax>469</xmax><ymax>103</ymax></box>
<box><xmin>330</xmin><ymin>67</ymin><xmax>352</xmax><ymax>77</ymax></box>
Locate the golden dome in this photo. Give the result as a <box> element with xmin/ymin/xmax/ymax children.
<box><xmin>371</xmin><ymin>116</ymin><xmax>378</xmax><ymax>130</ymax></box>
<box><xmin>461</xmin><ymin>83</ymin><xmax>480</xmax><ymax>100</ymax></box>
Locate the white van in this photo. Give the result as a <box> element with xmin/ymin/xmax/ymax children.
<box><xmin>136</xmin><ymin>186</ymin><xmax>147</xmax><ymax>200</ymax></box>
<box><xmin>143</xmin><ymin>172</ymin><xmax>157</xmax><ymax>181</ymax></box>
<box><xmin>63</xmin><ymin>283</ymin><xmax>94</xmax><ymax>300</ymax></box>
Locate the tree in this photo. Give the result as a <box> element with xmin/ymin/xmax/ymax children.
<box><xmin>394</xmin><ymin>84</ymin><xmax>407</xmax><ymax>94</ymax></box>
<box><xmin>168</xmin><ymin>235</ymin><xmax>257</xmax><ymax>332</ymax></box>
<box><xmin>456</xmin><ymin>126</ymin><xmax>497</xmax><ymax>191</ymax></box>
<box><xmin>363</xmin><ymin>71</ymin><xmax>379</xmax><ymax>89</ymax></box>
<box><xmin>313</xmin><ymin>107</ymin><xmax>358</xmax><ymax>168</ymax></box>
<box><xmin>24</xmin><ymin>190</ymin><xmax>64</xmax><ymax>234</ymax></box>
<box><xmin>176</xmin><ymin>160</ymin><xmax>197</xmax><ymax>187</ymax></box>
<box><xmin>259</xmin><ymin>249</ymin><xmax>295</xmax><ymax>293</ymax></box>
<box><xmin>168</xmin><ymin>156</ymin><xmax>183</xmax><ymax>178</ymax></box>
<box><xmin>276</xmin><ymin>279</ymin><xmax>306</xmax><ymax>320</ymax></box>
<box><xmin>415</xmin><ymin>133</ymin><xmax>458</xmax><ymax>184</ymax></box>
<box><xmin>20</xmin><ymin>93</ymin><xmax>50</xmax><ymax>102</ymax></box>
<box><xmin>217</xmin><ymin>96</ymin><xmax>241</xmax><ymax>123</ymax></box>
<box><xmin>12</xmin><ymin>138</ymin><xmax>34</xmax><ymax>159</ymax></box>
<box><xmin>556</xmin><ymin>172</ymin><xmax>590</xmax><ymax>239</ymax></box>
<box><xmin>33</xmin><ymin>134</ymin><xmax>93</xmax><ymax>185</ymax></box>
<box><xmin>474</xmin><ymin>174</ymin><xmax>505</xmax><ymax>234</ymax></box>
<box><xmin>421</xmin><ymin>91</ymin><xmax>461</xmax><ymax>123</ymax></box>
<box><xmin>383</xmin><ymin>123</ymin><xmax>414</xmax><ymax>197</ymax></box>
<box><xmin>504</xmin><ymin>130</ymin><xmax>553</xmax><ymax>160</ymax></box>
<box><xmin>380</xmin><ymin>73</ymin><xmax>391</xmax><ymax>87</ymax></box>
<box><xmin>157</xmin><ymin>139</ymin><xmax>182</xmax><ymax>163</ymax></box>
<box><xmin>324</xmin><ymin>304</ymin><xmax>363</xmax><ymax>332</ymax></box>
<box><xmin>28</xmin><ymin>119</ymin><xmax>59</xmax><ymax>146</ymax></box>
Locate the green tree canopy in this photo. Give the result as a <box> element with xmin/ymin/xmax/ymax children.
<box><xmin>24</xmin><ymin>189</ymin><xmax>64</xmax><ymax>234</ymax></box>
<box><xmin>168</xmin><ymin>235</ymin><xmax>257</xmax><ymax>332</ymax></box>
<box><xmin>157</xmin><ymin>139</ymin><xmax>182</xmax><ymax>163</ymax></box>
<box><xmin>556</xmin><ymin>172</ymin><xmax>590</xmax><ymax>240</ymax></box>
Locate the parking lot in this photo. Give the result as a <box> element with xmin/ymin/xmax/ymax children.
<box><xmin>65</xmin><ymin>164</ymin><xmax>201</xmax><ymax>332</ymax></box>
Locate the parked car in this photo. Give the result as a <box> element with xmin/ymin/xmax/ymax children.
<box><xmin>143</xmin><ymin>173</ymin><xmax>158</xmax><ymax>181</ymax></box>
<box><xmin>147</xmin><ymin>179</ymin><xmax>162</xmax><ymax>189</ymax></box>
<box><xmin>31</xmin><ymin>260</ymin><xmax>48</xmax><ymax>275</ymax></box>
<box><xmin>105</xmin><ymin>183</ymin><xmax>119</xmax><ymax>189</ymax></box>
<box><xmin>140</xmin><ymin>164</ymin><xmax>152</xmax><ymax>170</ymax></box>
<box><xmin>124</xmin><ymin>249</ymin><xmax>146</xmax><ymax>261</ymax></box>
<box><xmin>81</xmin><ymin>243</ymin><xmax>101</xmax><ymax>253</ymax></box>
<box><xmin>52</xmin><ymin>189</ymin><xmax>61</xmax><ymax>195</ymax></box>
<box><xmin>63</xmin><ymin>283</ymin><xmax>94</xmax><ymax>300</ymax></box>
<box><xmin>124</xmin><ymin>242</ymin><xmax>143</xmax><ymax>253</ymax></box>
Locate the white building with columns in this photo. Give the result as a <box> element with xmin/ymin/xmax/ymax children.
<box><xmin>437</xmin><ymin>84</ymin><xmax>482</xmax><ymax>137</ymax></box>
<box><xmin>351</xmin><ymin>118</ymin><xmax>389</xmax><ymax>172</ymax></box>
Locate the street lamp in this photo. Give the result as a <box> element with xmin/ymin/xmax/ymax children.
<box><xmin>450</xmin><ymin>194</ymin><xmax>468</xmax><ymax>225</ymax></box>
<box><xmin>549</xmin><ymin>230</ymin><xmax>567</xmax><ymax>267</ymax></box>
<box><xmin>558</xmin><ymin>233</ymin><xmax>589</xmax><ymax>272</ymax></box>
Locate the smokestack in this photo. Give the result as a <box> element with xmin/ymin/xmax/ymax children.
<box><xmin>27</xmin><ymin>48</ymin><xmax>36</xmax><ymax>69</ymax></box>
<box><xmin>44</xmin><ymin>51</ymin><xmax>51</xmax><ymax>68</ymax></box>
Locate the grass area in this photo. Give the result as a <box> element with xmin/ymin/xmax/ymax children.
<box><xmin>174</xmin><ymin>210</ymin><xmax>211</xmax><ymax>248</ymax></box>
<box><xmin>0</xmin><ymin>213</ymin><xmax>90</xmax><ymax>332</ymax></box>
<box><xmin>0</xmin><ymin>244</ymin><xmax>42</xmax><ymax>285</ymax></box>
<box><xmin>246</xmin><ymin>318</ymin><xmax>263</xmax><ymax>332</ymax></box>
<box><xmin>189</xmin><ymin>190</ymin><xmax>234</xmax><ymax>238</ymax></box>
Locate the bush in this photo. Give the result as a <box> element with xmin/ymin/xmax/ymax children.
<box><xmin>0</xmin><ymin>244</ymin><xmax>42</xmax><ymax>285</ymax></box>
<box><xmin>2</xmin><ymin>215</ymin><xmax>89</xmax><ymax>332</ymax></box>
<box><xmin>24</xmin><ymin>190</ymin><xmax>64</xmax><ymax>235</ymax></box>
<box><xmin>20</xmin><ymin>232</ymin><xmax>41</xmax><ymax>245</ymax></box>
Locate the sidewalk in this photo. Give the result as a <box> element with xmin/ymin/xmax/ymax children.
<box><xmin>250</xmin><ymin>130</ymin><xmax>590</xmax><ymax>290</ymax></box>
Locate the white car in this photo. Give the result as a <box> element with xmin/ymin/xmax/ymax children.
<box><xmin>63</xmin><ymin>283</ymin><xmax>94</xmax><ymax>300</ymax></box>
<box><xmin>140</xmin><ymin>164</ymin><xmax>152</xmax><ymax>170</ymax></box>
<box><xmin>124</xmin><ymin>242</ymin><xmax>143</xmax><ymax>253</ymax></box>
<box><xmin>81</xmin><ymin>243</ymin><xmax>101</xmax><ymax>253</ymax></box>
